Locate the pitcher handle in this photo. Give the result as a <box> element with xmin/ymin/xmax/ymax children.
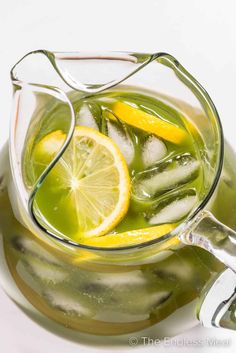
<box><xmin>181</xmin><ymin>210</ymin><xmax>236</xmax><ymax>330</ymax></box>
<box><xmin>181</xmin><ymin>210</ymin><xmax>236</xmax><ymax>273</ymax></box>
<box><xmin>198</xmin><ymin>268</ymin><xmax>236</xmax><ymax>330</ymax></box>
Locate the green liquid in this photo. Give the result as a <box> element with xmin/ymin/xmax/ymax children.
<box><xmin>23</xmin><ymin>90</ymin><xmax>205</xmax><ymax>241</ymax></box>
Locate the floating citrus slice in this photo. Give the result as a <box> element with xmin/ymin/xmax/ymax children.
<box><xmin>113</xmin><ymin>101</ymin><xmax>187</xmax><ymax>143</ymax></box>
<box><xmin>32</xmin><ymin>126</ymin><xmax>131</xmax><ymax>240</ymax></box>
<box><xmin>83</xmin><ymin>223</ymin><xmax>177</xmax><ymax>247</ymax></box>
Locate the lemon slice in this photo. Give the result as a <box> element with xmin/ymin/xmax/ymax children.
<box><xmin>32</xmin><ymin>127</ymin><xmax>131</xmax><ymax>240</ymax></box>
<box><xmin>113</xmin><ymin>101</ymin><xmax>187</xmax><ymax>144</ymax></box>
<box><xmin>83</xmin><ymin>223</ymin><xmax>177</xmax><ymax>247</ymax></box>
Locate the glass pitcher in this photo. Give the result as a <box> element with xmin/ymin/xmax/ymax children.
<box><xmin>1</xmin><ymin>50</ymin><xmax>236</xmax><ymax>343</ymax></box>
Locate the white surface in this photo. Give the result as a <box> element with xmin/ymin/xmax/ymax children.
<box><xmin>1</xmin><ymin>0</ymin><xmax>236</xmax><ymax>352</ymax></box>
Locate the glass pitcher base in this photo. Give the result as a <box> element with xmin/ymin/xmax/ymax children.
<box><xmin>1</xmin><ymin>143</ymin><xmax>232</xmax><ymax>337</ymax></box>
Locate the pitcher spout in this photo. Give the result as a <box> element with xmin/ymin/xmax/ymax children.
<box><xmin>11</xmin><ymin>50</ymin><xmax>154</xmax><ymax>93</ymax></box>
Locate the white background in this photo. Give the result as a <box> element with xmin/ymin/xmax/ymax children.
<box><xmin>1</xmin><ymin>0</ymin><xmax>236</xmax><ymax>352</ymax></box>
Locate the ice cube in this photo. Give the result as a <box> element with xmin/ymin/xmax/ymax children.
<box><xmin>77</xmin><ymin>103</ymin><xmax>99</xmax><ymax>130</ymax></box>
<box><xmin>107</xmin><ymin>120</ymin><xmax>134</xmax><ymax>165</ymax></box>
<box><xmin>12</xmin><ymin>236</ymin><xmax>61</xmax><ymax>266</ymax></box>
<box><xmin>23</xmin><ymin>256</ymin><xmax>68</xmax><ymax>284</ymax></box>
<box><xmin>152</xmin><ymin>251</ymin><xmax>196</xmax><ymax>282</ymax></box>
<box><xmin>93</xmin><ymin>290</ymin><xmax>172</xmax><ymax>319</ymax></box>
<box><xmin>45</xmin><ymin>288</ymin><xmax>93</xmax><ymax>317</ymax></box>
<box><xmin>132</xmin><ymin>154</ymin><xmax>200</xmax><ymax>200</ymax></box>
<box><xmin>142</xmin><ymin>135</ymin><xmax>167</xmax><ymax>167</ymax></box>
<box><xmin>93</xmin><ymin>271</ymin><xmax>148</xmax><ymax>287</ymax></box>
<box><xmin>81</xmin><ymin>272</ymin><xmax>172</xmax><ymax>315</ymax></box>
<box><xmin>147</xmin><ymin>189</ymin><xmax>198</xmax><ymax>225</ymax></box>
